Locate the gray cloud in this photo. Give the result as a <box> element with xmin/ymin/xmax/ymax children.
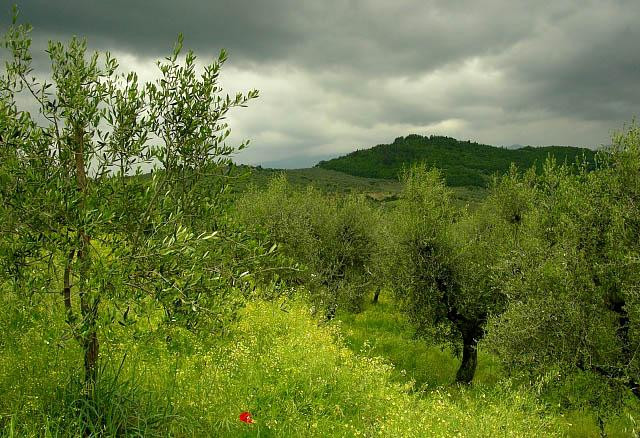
<box><xmin>3</xmin><ymin>0</ymin><xmax>639</xmax><ymax>167</ymax></box>
<box><xmin>12</xmin><ymin>1</ymin><xmax>536</xmax><ymax>70</ymax></box>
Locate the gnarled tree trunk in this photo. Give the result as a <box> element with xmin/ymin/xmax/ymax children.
<box><xmin>456</xmin><ymin>321</ymin><xmax>483</xmax><ymax>384</ymax></box>
<box><xmin>445</xmin><ymin>297</ymin><xmax>485</xmax><ymax>385</ymax></box>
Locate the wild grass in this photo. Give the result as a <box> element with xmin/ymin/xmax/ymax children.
<box><xmin>334</xmin><ymin>291</ymin><xmax>502</xmax><ymax>390</ymax></box>
<box><xmin>336</xmin><ymin>291</ymin><xmax>640</xmax><ymax>437</ymax></box>
<box><xmin>1</xmin><ymin>287</ymin><xmax>572</xmax><ymax>437</ymax></box>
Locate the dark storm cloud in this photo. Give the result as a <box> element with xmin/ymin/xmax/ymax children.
<box><xmin>493</xmin><ymin>0</ymin><xmax>640</xmax><ymax>122</ymax></box>
<box><xmin>12</xmin><ymin>0</ymin><xmax>536</xmax><ymax>71</ymax></box>
<box><xmin>4</xmin><ymin>1</ymin><xmax>640</xmax><ymax>166</ymax></box>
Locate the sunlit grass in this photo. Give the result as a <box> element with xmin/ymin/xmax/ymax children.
<box><xmin>335</xmin><ymin>290</ymin><xmax>501</xmax><ymax>389</ymax></box>
<box><xmin>1</xmin><ymin>289</ymin><xmax>567</xmax><ymax>437</ymax></box>
<box><xmin>336</xmin><ymin>290</ymin><xmax>640</xmax><ymax>437</ymax></box>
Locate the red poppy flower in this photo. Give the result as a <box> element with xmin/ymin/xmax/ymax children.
<box><xmin>239</xmin><ymin>411</ymin><xmax>254</xmax><ymax>424</ymax></box>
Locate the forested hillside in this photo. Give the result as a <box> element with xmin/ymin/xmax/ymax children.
<box><xmin>317</xmin><ymin>134</ymin><xmax>597</xmax><ymax>186</ymax></box>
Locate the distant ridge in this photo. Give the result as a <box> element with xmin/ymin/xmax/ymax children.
<box><xmin>315</xmin><ymin>134</ymin><xmax>597</xmax><ymax>187</ymax></box>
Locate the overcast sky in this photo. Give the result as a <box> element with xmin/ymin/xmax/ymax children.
<box><xmin>5</xmin><ymin>1</ymin><xmax>640</xmax><ymax>167</ymax></box>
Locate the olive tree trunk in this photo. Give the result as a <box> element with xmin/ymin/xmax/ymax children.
<box><xmin>74</xmin><ymin>126</ymin><xmax>100</xmax><ymax>387</ymax></box>
<box><xmin>455</xmin><ymin>321</ymin><xmax>484</xmax><ymax>384</ymax></box>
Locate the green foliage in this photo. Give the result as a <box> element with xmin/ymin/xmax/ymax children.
<box><xmin>336</xmin><ymin>292</ymin><xmax>640</xmax><ymax>437</ymax></box>
<box><xmin>0</xmin><ymin>10</ymin><xmax>260</xmax><ymax>386</ymax></box>
<box><xmin>0</xmin><ymin>289</ymin><xmax>566</xmax><ymax>437</ymax></box>
<box><xmin>231</xmin><ymin>165</ymin><xmax>403</xmax><ymax>198</ymax></box>
<box><xmin>382</xmin><ymin>166</ymin><xmax>454</xmax><ymax>325</ymax></box>
<box><xmin>382</xmin><ymin>165</ymin><xmax>525</xmax><ymax>383</ymax></box>
<box><xmin>231</xmin><ymin>165</ymin><xmax>490</xmax><ymax>211</ymax></box>
<box><xmin>317</xmin><ymin>134</ymin><xmax>597</xmax><ymax>187</ymax></box>
<box><xmin>336</xmin><ymin>291</ymin><xmax>503</xmax><ymax>389</ymax></box>
<box><xmin>485</xmin><ymin>124</ymin><xmax>640</xmax><ymax>412</ymax></box>
<box><xmin>235</xmin><ymin>175</ymin><xmax>381</xmax><ymax>314</ymax></box>
<box><xmin>4</xmin><ymin>9</ymin><xmax>640</xmax><ymax>438</ymax></box>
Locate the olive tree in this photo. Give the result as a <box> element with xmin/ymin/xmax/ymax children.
<box><xmin>0</xmin><ymin>12</ymin><xmax>258</xmax><ymax>387</ymax></box>
<box><xmin>386</xmin><ymin>165</ymin><xmax>533</xmax><ymax>383</ymax></box>
<box><xmin>235</xmin><ymin>175</ymin><xmax>380</xmax><ymax>317</ymax></box>
<box><xmin>487</xmin><ymin>126</ymin><xmax>640</xmax><ymax>398</ymax></box>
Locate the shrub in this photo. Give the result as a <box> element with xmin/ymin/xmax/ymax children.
<box><xmin>235</xmin><ymin>175</ymin><xmax>381</xmax><ymax>316</ymax></box>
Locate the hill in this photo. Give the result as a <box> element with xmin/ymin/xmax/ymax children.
<box><xmin>231</xmin><ymin>166</ymin><xmax>401</xmax><ymax>195</ymax></box>
<box><xmin>231</xmin><ymin>165</ymin><xmax>488</xmax><ymax>207</ymax></box>
<box><xmin>316</xmin><ymin>134</ymin><xmax>597</xmax><ymax>186</ymax></box>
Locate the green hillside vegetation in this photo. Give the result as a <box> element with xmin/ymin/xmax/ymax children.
<box><xmin>317</xmin><ymin>134</ymin><xmax>598</xmax><ymax>186</ymax></box>
<box><xmin>231</xmin><ymin>166</ymin><xmax>402</xmax><ymax>195</ymax></box>
<box><xmin>232</xmin><ymin>165</ymin><xmax>488</xmax><ymax>208</ymax></box>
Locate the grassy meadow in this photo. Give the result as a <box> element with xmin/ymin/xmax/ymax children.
<box><xmin>3</xmin><ymin>284</ymin><xmax>639</xmax><ymax>436</ymax></box>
